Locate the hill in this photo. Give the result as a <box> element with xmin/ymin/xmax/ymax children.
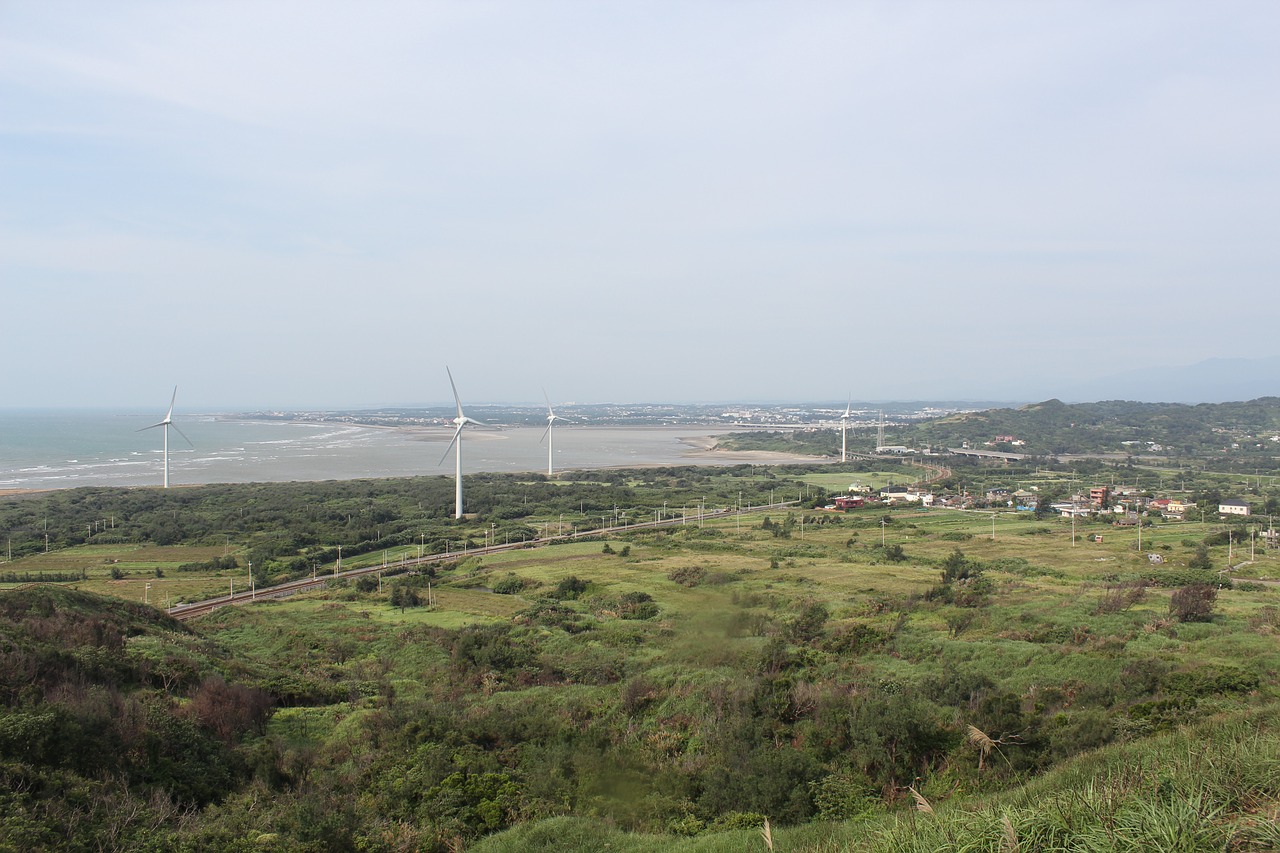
<box><xmin>3</xmin><ymin>481</ymin><xmax>1278</xmax><ymax>850</ymax></box>
<box><xmin>911</xmin><ymin>397</ymin><xmax>1280</xmax><ymax>458</ymax></box>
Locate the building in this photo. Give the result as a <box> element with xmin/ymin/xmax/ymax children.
<box><xmin>1219</xmin><ymin>499</ymin><xmax>1251</xmax><ymax>516</ymax></box>
<box><xmin>833</xmin><ymin>496</ymin><xmax>865</xmax><ymax>510</ymax></box>
<box><xmin>1090</xmin><ymin>486</ymin><xmax>1110</xmax><ymax>507</ymax></box>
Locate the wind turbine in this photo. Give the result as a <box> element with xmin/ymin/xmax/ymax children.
<box><xmin>139</xmin><ymin>386</ymin><xmax>192</xmax><ymax>488</ymax></box>
<box><xmin>541</xmin><ymin>390</ymin><xmax>570</xmax><ymax>477</ymax></box>
<box><xmin>840</xmin><ymin>397</ymin><xmax>852</xmax><ymax>463</ymax></box>
<box><xmin>439</xmin><ymin>367</ymin><xmax>481</xmax><ymax>519</ymax></box>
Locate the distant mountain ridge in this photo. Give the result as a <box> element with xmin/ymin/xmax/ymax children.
<box><xmin>1056</xmin><ymin>356</ymin><xmax>1280</xmax><ymax>404</ymax></box>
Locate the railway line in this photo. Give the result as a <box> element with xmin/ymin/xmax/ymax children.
<box><xmin>168</xmin><ymin>501</ymin><xmax>798</xmax><ymax>621</ymax></box>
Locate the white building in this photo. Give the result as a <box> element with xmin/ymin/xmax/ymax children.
<box><xmin>1219</xmin><ymin>499</ymin><xmax>1251</xmax><ymax>516</ymax></box>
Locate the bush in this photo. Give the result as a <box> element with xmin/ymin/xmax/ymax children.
<box><xmin>491</xmin><ymin>574</ymin><xmax>527</xmax><ymax>595</ymax></box>
<box><xmin>667</xmin><ymin>566</ymin><xmax>707</xmax><ymax>587</ymax></box>
<box><xmin>785</xmin><ymin>602</ymin><xmax>829</xmax><ymax>643</ymax></box>
<box><xmin>616</xmin><ymin>591</ymin><xmax>659</xmax><ymax>620</ymax></box>
<box><xmin>1095</xmin><ymin>581</ymin><xmax>1147</xmax><ymax>614</ymax></box>
<box><xmin>1170</xmin><ymin>584</ymin><xmax>1217</xmax><ymax>623</ymax></box>
<box><xmin>1188</xmin><ymin>544</ymin><xmax>1213</xmax><ymax>570</ymax></box>
<box><xmin>550</xmin><ymin>576</ymin><xmax>588</xmax><ymax>600</ymax></box>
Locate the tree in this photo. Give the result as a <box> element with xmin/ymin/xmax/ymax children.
<box><xmin>1035</xmin><ymin>488</ymin><xmax>1063</xmax><ymax>520</ymax></box>
<box><xmin>940</xmin><ymin>548</ymin><xmax>979</xmax><ymax>584</ymax></box>
<box><xmin>1188</xmin><ymin>544</ymin><xmax>1213</xmax><ymax>570</ymax></box>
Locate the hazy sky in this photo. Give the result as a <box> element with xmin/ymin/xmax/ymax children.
<box><xmin>2</xmin><ymin>1</ymin><xmax>1277</xmax><ymax>409</ymax></box>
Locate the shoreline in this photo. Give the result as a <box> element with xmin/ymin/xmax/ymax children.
<box><xmin>0</xmin><ymin>429</ymin><xmax>828</xmax><ymax>495</ymax></box>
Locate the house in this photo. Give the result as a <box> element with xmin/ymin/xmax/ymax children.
<box><xmin>1150</xmin><ymin>498</ymin><xmax>1171</xmax><ymax>512</ymax></box>
<box><xmin>833</xmin><ymin>496</ymin><xmax>865</xmax><ymax>510</ymax></box>
<box><xmin>1219</xmin><ymin>499</ymin><xmax>1251</xmax><ymax>517</ymax></box>
<box><xmin>1089</xmin><ymin>486</ymin><xmax>1110</xmax><ymax>507</ymax></box>
<box><xmin>1012</xmin><ymin>489</ymin><xmax>1038</xmax><ymax>509</ymax></box>
<box><xmin>1166</xmin><ymin>499</ymin><xmax>1191</xmax><ymax>518</ymax></box>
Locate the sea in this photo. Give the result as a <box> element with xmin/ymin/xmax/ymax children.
<box><xmin>0</xmin><ymin>410</ymin><xmax>758</xmax><ymax>491</ymax></box>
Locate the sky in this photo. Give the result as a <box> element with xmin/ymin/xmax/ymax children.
<box><xmin>2</xmin><ymin>1</ymin><xmax>1278</xmax><ymax>409</ymax></box>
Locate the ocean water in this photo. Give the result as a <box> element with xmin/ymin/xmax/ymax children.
<box><xmin>0</xmin><ymin>410</ymin><xmax>749</xmax><ymax>491</ymax></box>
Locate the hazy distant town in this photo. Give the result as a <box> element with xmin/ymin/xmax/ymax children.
<box><xmin>238</xmin><ymin>401</ymin><xmax>1000</xmax><ymax>429</ymax></box>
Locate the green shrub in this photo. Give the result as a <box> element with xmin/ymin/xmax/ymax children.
<box><xmin>491</xmin><ymin>574</ymin><xmax>526</xmax><ymax>595</ymax></box>
<box><xmin>667</xmin><ymin>566</ymin><xmax>707</xmax><ymax>587</ymax></box>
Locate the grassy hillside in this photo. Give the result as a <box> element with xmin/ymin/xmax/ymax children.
<box><xmin>1</xmin><ymin>472</ymin><xmax>1278</xmax><ymax>850</ymax></box>
<box><xmin>719</xmin><ymin>398</ymin><xmax>1280</xmax><ymax>468</ymax></box>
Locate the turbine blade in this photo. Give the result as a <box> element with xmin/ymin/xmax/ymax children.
<box><xmin>446</xmin><ymin>366</ymin><xmax>464</xmax><ymax>420</ymax></box>
<box><xmin>172</xmin><ymin>423</ymin><xmax>194</xmax><ymax>448</ymax></box>
<box><xmin>540</xmin><ymin>424</ymin><xmax>551</xmax><ymax>445</ymax></box>
<box><xmin>438</xmin><ymin>424</ymin><xmax>463</xmax><ymax>466</ymax></box>
<box><xmin>543</xmin><ymin>388</ymin><xmax>555</xmax><ymax>418</ymax></box>
<box><xmin>167</xmin><ymin>386</ymin><xmax>178</xmax><ymax>421</ymax></box>
<box><xmin>138</xmin><ymin>422</ymin><xmax>165</xmax><ymax>432</ymax></box>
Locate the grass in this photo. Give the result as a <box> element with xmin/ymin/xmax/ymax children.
<box><xmin>10</xmin><ymin>501</ymin><xmax>1280</xmax><ymax>849</ymax></box>
<box><xmin>795</xmin><ymin>467</ymin><xmax>934</xmax><ymax>491</ymax></box>
<box><xmin>471</xmin><ymin>705</ymin><xmax>1280</xmax><ymax>853</ymax></box>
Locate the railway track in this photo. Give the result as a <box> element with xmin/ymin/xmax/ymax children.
<box><xmin>167</xmin><ymin>502</ymin><xmax>797</xmax><ymax>621</ymax></box>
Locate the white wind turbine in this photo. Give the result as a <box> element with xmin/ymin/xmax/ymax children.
<box><xmin>541</xmin><ymin>390</ymin><xmax>571</xmax><ymax>477</ymax></box>
<box><xmin>439</xmin><ymin>367</ymin><xmax>481</xmax><ymax>519</ymax></box>
<box><xmin>840</xmin><ymin>398</ymin><xmax>853</xmax><ymax>463</ymax></box>
<box><xmin>139</xmin><ymin>386</ymin><xmax>192</xmax><ymax>488</ymax></box>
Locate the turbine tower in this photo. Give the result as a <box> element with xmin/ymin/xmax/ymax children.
<box><xmin>541</xmin><ymin>390</ymin><xmax>567</xmax><ymax>477</ymax></box>
<box><xmin>139</xmin><ymin>386</ymin><xmax>192</xmax><ymax>488</ymax></box>
<box><xmin>840</xmin><ymin>398</ymin><xmax>852</xmax><ymax>463</ymax></box>
<box><xmin>439</xmin><ymin>367</ymin><xmax>481</xmax><ymax>519</ymax></box>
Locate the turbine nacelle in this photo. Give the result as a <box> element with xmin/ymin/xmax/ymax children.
<box><xmin>442</xmin><ymin>367</ymin><xmax>478</xmax><ymax>518</ymax></box>
<box><xmin>139</xmin><ymin>386</ymin><xmax>192</xmax><ymax>488</ymax></box>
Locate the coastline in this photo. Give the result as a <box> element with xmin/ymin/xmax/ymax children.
<box><xmin>0</xmin><ymin>423</ymin><xmax>828</xmax><ymax>494</ymax></box>
<box><xmin>676</xmin><ymin>434</ymin><xmax>828</xmax><ymax>466</ymax></box>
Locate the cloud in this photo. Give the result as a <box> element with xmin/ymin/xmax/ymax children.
<box><xmin>2</xmin><ymin>2</ymin><xmax>1278</xmax><ymax>407</ymax></box>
